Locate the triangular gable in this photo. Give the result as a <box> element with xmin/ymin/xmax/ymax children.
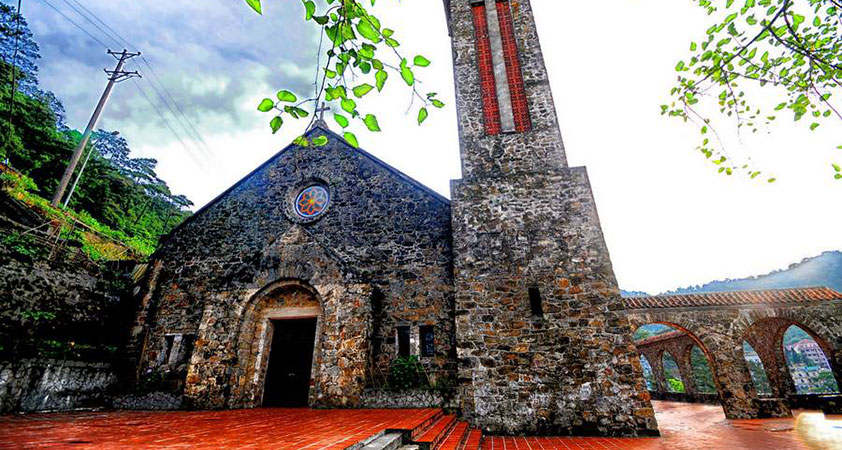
<box><xmin>164</xmin><ymin>125</ymin><xmax>450</xmax><ymax>241</ymax></box>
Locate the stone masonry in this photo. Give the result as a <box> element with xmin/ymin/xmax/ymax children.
<box><xmin>446</xmin><ymin>0</ymin><xmax>658</xmax><ymax>436</ymax></box>
<box><xmin>130</xmin><ymin>127</ymin><xmax>456</xmax><ymax>409</ymax></box>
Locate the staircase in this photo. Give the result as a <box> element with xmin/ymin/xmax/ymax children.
<box><xmin>356</xmin><ymin>410</ymin><xmax>482</xmax><ymax>450</ymax></box>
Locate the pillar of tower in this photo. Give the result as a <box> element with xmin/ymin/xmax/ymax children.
<box><xmin>446</xmin><ymin>0</ymin><xmax>659</xmax><ymax>437</ymax></box>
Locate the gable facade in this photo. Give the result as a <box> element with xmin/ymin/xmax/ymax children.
<box><xmin>130</xmin><ymin>127</ymin><xmax>455</xmax><ymax>408</ymax></box>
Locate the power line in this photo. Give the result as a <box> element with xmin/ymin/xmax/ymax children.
<box><xmin>39</xmin><ymin>0</ymin><xmax>213</xmax><ymax>163</ymax></box>
<box><xmin>62</xmin><ymin>0</ymin><xmax>213</xmax><ymax>157</ymax></box>
<box><xmin>4</xmin><ymin>0</ymin><xmax>24</xmax><ymax>147</ymax></box>
<box><xmin>130</xmin><ymin>77</ymin><xmax>205</xmax><ymax>166</ymax></box>
<box><xmin>39</xmin><ymin>0</ymin><xmax>110</xmax><ymax>48</ymax></box>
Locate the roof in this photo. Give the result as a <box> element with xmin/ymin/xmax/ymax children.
<box><xmin>634</xmin><ymin>330</ymin><xmax>687</xmax><ymax>347</ymax></box>
<box><xmin>623</xmin><ymin>287</ymin><xmax>842</xmax><ymax>310</ymax></box>
<box><xmin>163</xmin><ymin>125</ymin><xmax>449</xmax><ymax>239</ymax></box>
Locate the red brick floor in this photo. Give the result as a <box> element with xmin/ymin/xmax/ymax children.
<box><xmin>0</xmin><ymin>402</ymin><xmax>840</xmax><ymax>450</ymax></box>
<box><xmin>0</xmin><ymin>407</ymin><xmax>440</xmax><ymax>450</ymax></box>
<box><xmin>482</xmin><ymin>401</ymin><xmax>842</xmax><ymax>450</ymax></box>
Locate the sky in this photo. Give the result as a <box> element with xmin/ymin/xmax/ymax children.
<box><xmin>14</xmin><ymin>0</ymin><xmax>842</xmax><ymax>294</ymax></box>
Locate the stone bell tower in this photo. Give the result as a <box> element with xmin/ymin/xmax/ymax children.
<box><xmin>445</xmin><ymin>0</ymin><xmax>659</xmax><ymax>436</ymax></box>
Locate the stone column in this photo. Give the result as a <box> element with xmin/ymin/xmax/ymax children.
<box><xmin>745</xmin><ymin>334</ymin><xmax>796</xmax><ymax>399</ymax></box>
<box><xmin>674</xmin><ymin>346</ymin><xmax>696</xmax><ymax>395</ymax></box>
<box><xmin>709</xmin><ymin>336</ymin><xmax>791</xmax><ymax>419</ymax></box>
<box><xmin>642</xmin><ymin>351</ymin><xmax>666</xmax><ymax>394</ymax></box>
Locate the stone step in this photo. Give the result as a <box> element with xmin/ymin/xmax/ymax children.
<box><xmin>434</xmin><ymin>421</ymin><xmax>470</xmax><ymax>450</ymax></box>
<box><xmin>459</xmin><ymin>429</ymin><xmax>483</xmax><ymax>450</ymax></box>
<box><xmin>404</xmin><ymin>409</ymin><xmax>446</xmax><ymax>441</ymax></box>
<box><xmin>360</xmin><ymin>433</ymin><xmax>404</xmax><ymax>450</ymax></box>
<box><xmin>414</xmin><ymin>414</ymin><xmax>457</xmax><ymax>450</ymax></box>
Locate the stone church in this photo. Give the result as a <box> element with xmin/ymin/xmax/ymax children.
<box><xmin>130</xmin><ymin>0</ymin><xmax>659</xmax><ymax>437</ymax></box>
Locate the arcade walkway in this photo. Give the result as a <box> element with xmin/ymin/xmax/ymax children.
<box><xmin>0</xmin><ymin>401</ymin><xmax>840</xmax><ymax>450</ymax></box>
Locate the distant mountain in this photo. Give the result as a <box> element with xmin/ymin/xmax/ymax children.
<box><xmin>621</xmin><ymin>251</ymin><xmax>842</xmax><ymax>297</ymax></box>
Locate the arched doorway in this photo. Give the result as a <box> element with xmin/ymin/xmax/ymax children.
<box><xmin>662</xmin><ymin>352</ymin><xmax>685</xmax><ymax>393</ymax></box>
<box><xmin>230</xmin><ymin>280</ymin><xmax>323</xmax><ymax>408</ymax></box>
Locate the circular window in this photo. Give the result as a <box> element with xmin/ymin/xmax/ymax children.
<box><xmin>295</xmin><ymin>185</ymin><xmax>330</xmax><ymax>219</ymax></box>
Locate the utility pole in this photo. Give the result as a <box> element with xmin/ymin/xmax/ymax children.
<box><xmin>63</xmin><ymin>131</ymin><xmax>120</xmax><ymax>208</ymax></box>
<box><xmin>51</xmin><ymin>49</ymin><xmax>140</xmax><ymax>207</ymax></box>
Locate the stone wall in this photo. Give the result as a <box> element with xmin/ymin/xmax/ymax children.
<box><xmin>626</xmin><ymin>298</ymin><xmax>842</xmax><ymax>419</ymax></box>
<box><xmin>132</xmin><ymin>127</ymin><xmax>456</xmax><ymax>409</ymax></box>
<box><xmin>0</xmin><ymin>359</ymin><xmax>116</xmax><ymax>413</ymax></box>
<box><xmin>361</xmin><ymin>388</ymin><xmax>459</xmax><ymax>410</ymax></box>
<box><xmin>446</xmin><ymin>0</ymin><xmax>657</xmax><ymax>436</ymax></box>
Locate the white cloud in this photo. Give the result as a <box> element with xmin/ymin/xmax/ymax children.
<box><xmin>24</xmin><ymin>0</ymin><xmax>841</xmax><ymax>293</ymax></box>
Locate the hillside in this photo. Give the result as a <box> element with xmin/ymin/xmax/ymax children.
<box><xmin>622</xmin><ymin>251</ymin><xmax>842</xmax><ymax>297</ymax></box>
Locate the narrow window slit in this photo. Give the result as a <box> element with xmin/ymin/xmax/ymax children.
<box><xmin>529</xmin><ymin>287</ymin><xmax>543</xmax><ymax>317</ymax></box>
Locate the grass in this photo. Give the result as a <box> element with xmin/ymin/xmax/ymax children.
<box><xmin>1</xmin><ymin>171</ymin><xmax>150</xmax><ymax>261</ymax></box>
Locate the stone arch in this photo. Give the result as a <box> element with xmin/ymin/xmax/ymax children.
<box><xmin>229</xmin><ymin>279</ymin><xmax>323</xmax><ymax>408</ymax></box>
<box><xmin>661</xmin><ymin>351</ymin><xmax>683</xmax><ymax>393</ymax></box>
<box><xmin>781</xmin><ymin>324</ymin><xmax>840</xmax><ymax>394</ymax></box>
<box><xmin>741</xmin><ymin>340</ymin><xmax>773</xmax><ymax>396</ymax></box>
<box><xmin>740</xmin><ymin>314</ymin><xmax>841</xmax><ymax>399</ymax></box>
<box><xmin>626</xmin><ymin>315</ymin><xmax>769</xmax><ymax>419</ymax></box>
<box><xmin>183</xmin><ymin>225</ymin><xmax>374</xmax><ymax>409</ymax></box>
<box><xmin>628</xmin><ymin>320</ymin><xmax>723</xmax><ymax>394</ymax></box>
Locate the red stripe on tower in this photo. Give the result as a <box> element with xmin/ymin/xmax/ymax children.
<box><xmin>471</xmin><ymin>4</ymin><xmax>502</xmax><ymax>135</ymax></box>
<box><xmin>496</xmin><ymin>1</ymin><xmax>531</xmax><ymax>133</ymax></box>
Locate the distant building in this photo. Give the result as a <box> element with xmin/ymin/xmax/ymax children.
<box><xmin>789</xmin><ymin>339</ymin><xmax>831</xmax><ymax>369</ymax></box>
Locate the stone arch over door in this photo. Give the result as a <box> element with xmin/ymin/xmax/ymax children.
<box><xmin>228</xmin><ymin>280</ymin><xmax>322</xmax><ymax>408</ymax></box>
<box><xmin>183</xmin><ymin>225</ymin><xmax>374</xmax><ymax>409</ymax></box>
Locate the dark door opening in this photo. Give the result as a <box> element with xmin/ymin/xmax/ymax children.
<box><xmin>262</xmin><ymin>318</ymin><xmax>317</xmax><ymax>407</ymax></box>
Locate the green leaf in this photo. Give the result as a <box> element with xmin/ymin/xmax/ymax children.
<box><xmin>353</xmin><ymin>84</ymin><xmax>374</xmax><ymax>98</ymax></box>
<box><xmin>810</xmin><ymin>123</ymin><xmax>820</xmax><ymax>131</ymax></box>
<box><xmin>432</xmin><ymin>99</ymin><xmax>445</xmax><ymax>109</ymax></box>
<box><xmin>311</xmin><ymin>135</ymin><xmax>328</xmax><ymax>147</ymax></box>
<box><xmin>303</xmin><ymin>0</ymin><xmax>316</xmax><ymax>20</ymax></box>
<box><xmin>357</xmin><ymin>19</ymin><xmax>381</xmax><ymax>42</ymax></box>
<box><xmin>343</xmin><ymin>131</ymin><xmax>359</xmax><ymax>147</ymax></box>
<box><xmin>833</xmin><ymin>163</ymin><xmax>841</xmax><ymax>173</ymax></box>
<box><xmin>767</xmin><ymin>178</ymin><xmax>776</xmax><ymax>183</ymax></box>
<box><xmin>341</xmin><ymin>98</ymin><xmax>357</xmax><ymax>115</ymax></box>
<box><xmin>413</xmin><ymin>55</ymin><xmax>431</xmax><ymax>67</ymax></box>
<box><xmin>270</xmin><ymin>116</ymin><xmax>283</xmax><ymax>134</ymax></box>
<box><xmin>333</xmin><ymin>113</ymin><xmax>349</xmax><ymax>128</ymax></box>
<box><xmin>245</xmin><ymin>0</ymin><xmax>262</xmax><ymax>14</ymax></box>
<box><xmin>418</xmin><ymin>107</ymin><xmax>428</xmax><ymax>125</ymax></box>
<box><xmin>363</xmin><ymin>114</ymin><xmax>381</xmax><ymax>132</ymax></box>
<box><xmin>276</xmin><ymin>90</ymin><xmax>297</xmax><ymax>103</ymax></box>
<box><xmin>375</xmin><ymin>70</ymin><xmax>388</xmax><ymax>92</ymax></box>
<box><xmin>400</xmin><ymin>59</ymin><xmax>414</xmax><ymax>86</ymax></box>
<box><xmin>257</xmin><ymin>98</ymin><xmax>275</xmax><ymax>112</ymax></box>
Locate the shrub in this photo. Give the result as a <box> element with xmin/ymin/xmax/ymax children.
<box><xmin>389</xmin><ymin>355</ymin><xmax>427</xmax><ymax>389</ymax></box>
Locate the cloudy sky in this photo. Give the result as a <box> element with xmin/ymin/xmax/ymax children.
<box><xmin>15</xmin><ymin>0</ymin><xmax>842</xmax><ymax>294</ymax></box>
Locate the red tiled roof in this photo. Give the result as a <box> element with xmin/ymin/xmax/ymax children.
<box><xmin>634</xmin><ymin>330</ymin><xmax>686</xmax><ymax>346</ymax></box>
<box><xmin>623</xmin><ymin>286</ymin><xmax>842</xmax><ymax>310</ymax></box>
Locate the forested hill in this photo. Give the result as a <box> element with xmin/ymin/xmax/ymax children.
<box><xmin>0</xmin><ymin>4</ymin><xmax>191</xmax><ymax>257</ymax></box>
<box><xmin>622</xmin><ymin>251</ymin><xmax>842</xmax><ymax>297</ymax></box>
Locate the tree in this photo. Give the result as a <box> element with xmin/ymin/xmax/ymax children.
<box><xmin>243</xmin><ymin>0</ymin><xmax>445</xmax><ymax>146</ymax></box>
<box><xmin>662</xmin><ymin>0</ymin><xmax>842</xmax><ymax>181</ymax></box>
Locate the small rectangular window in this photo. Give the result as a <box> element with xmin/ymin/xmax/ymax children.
<box><xmin>420</xmin><ymin>326</ymin><xmax>435</xmax><ymax>357</ymax></box>
<box><xmin>529</xmin><ymin>287</ymin><xmax>543</xmax><ymax>317</ymax></box>
<box><xmin>397</xmin><ymin>326</ymin><xmax>411</xmax><ymax>357</ymax></box>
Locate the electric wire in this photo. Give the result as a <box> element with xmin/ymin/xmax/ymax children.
<box><xmin>63</xmin><ymin>0</ymin><xmax>214</xmax><ymax>157</ymax></box>
<box><xmin>38</xmin><ymin>0</ymin><xmax>209</xmax><ymax>166</ymax></box>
